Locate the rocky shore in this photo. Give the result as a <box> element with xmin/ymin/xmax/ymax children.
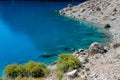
<box><xmin>44</xmin><ymin>0</ymin><xmax>120</xmax><ymax>80</ymax></box>
<box><xmin>60</xmin><ymin>0</ymin><xmax>120</xmax><ymax>43</ymax></box>
<box><xmin>46</xmin><ymin>42</ymin><xmax>120</xmax><ymax>80</ymax></box>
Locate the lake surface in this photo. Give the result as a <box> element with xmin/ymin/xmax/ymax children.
<box><xmin>0</xmin><ymin>2</ymin><xmax>109</xmax><ymax>75</ymax></box>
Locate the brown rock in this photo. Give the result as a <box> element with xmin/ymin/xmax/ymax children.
<box><xmin>88</xmin><ymin>42</ymin><xmax>105</xmax><ymax>56</ymax></box>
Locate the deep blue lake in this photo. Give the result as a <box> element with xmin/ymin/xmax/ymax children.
<box><xmin>0</xmin><ymin>2</ymin><xmax>109</xmax><ymax>75</ymax></box>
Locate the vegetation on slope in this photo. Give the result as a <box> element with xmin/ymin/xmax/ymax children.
<box><xmin>56</xmin><ymin>54</ymin><xmax>81</xmax><ymax>80</ymax></box>
<box><xmin>3</xmin><ymin>61</ymin><xmax>48</xmax><ymax>79</ymax></box>
<box><xmin>3</xmin><ymin>54</ymin><xmax>81</xmax><ymax>80</ymax></box>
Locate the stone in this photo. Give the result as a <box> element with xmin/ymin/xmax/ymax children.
<box><xmin>104</xmin><ymin>46</ymin><xmax>110</xmax><ymax>51</ymax></box>
<box><xmin>78</xmin><ymin>49</ymin><xmax>85</xmax><ymax>55</ymax></box>
<box><xmin>96</xmin><ymin>7</ymin><xmax>101</xmax><ymax>11</ymax></box>
<box><xmin>112</xmin><ymin>43</ymin><xmax>120</xmax><ymax>48</ymax></box>
<box><xmin>73</xmin><ymin>50</ymin><xmax>79</xmax><ymax>57</ymax></box>
<box><xmin>78</xmin><ymin>55</ymin><xmax>88</xmax><ymax>64</ymax></box>
<box><xmin>81</xmin><ymin>9</ymin><xmax>86</xmax><ymax>13</ymax></box>
<box><xmin>78</xmin><ymin>49</ymin><xmax>84</xmax><ymax>52</ymax></box>
<box><xmin>109</xmin><ymin>43</ymin><xmax>120</xmax><ymax>49</ymax></box>
<box><xmin>104</xmin><ymin>24</ymin><xmax>111</xmax><ymax>28</ymax></box>
<box><xmin>67</xmin><ymin>4</ymin><xmax>73</xmax><ymax>8</ymax></box>
<box><xmin>72</xmin><ymin>10</ymin><xmax>77</xmax><ymax>13</ymax></box>
<box><xmin>66</xmin><ymin>69</ymin><xmax>78</xmax><ymax>78</ymax></box>
<box><xmin>88</xmin><ymin>42</ymin><xmax>105</xmax><ymax>55</ymax></box>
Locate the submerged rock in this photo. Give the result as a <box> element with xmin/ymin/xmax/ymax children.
<box><xmin>40</xmin><ymin>53</ymin><xmax>58</xmax><ymax>58</ymax></box>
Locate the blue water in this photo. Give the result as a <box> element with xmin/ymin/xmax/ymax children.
<box><xmin>0</xmin><ymin>2</ymin><xmax>109</xmax><ymax>75</ymax></box>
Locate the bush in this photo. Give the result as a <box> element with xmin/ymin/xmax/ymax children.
<box><xmin>56</xmin><ymin>54</ymin><xmax>81</xmax><ymax>72</ymax></box>
<box><xmin>56</xmin><ymin>54</ymin><xmax>81</xmax><ymax>80</ymax></box>
<box><xmin>15</xmin><ymin>65</ymin><xmax>26</xmax><ymax>77</ymax></box>
<box><xmin>24</xmin><ymin>61</ymin><xmax>48</xmax><ymax>78</ymax></box>
<box><xmin>3</xmin><ymin>61</ymin><xmax>48</xmax><ymax>78</ymax></box>
<box><xmin>4</xmin><ymin>64</ymin><xmax>19</xmax><ymax>78</ymax></box>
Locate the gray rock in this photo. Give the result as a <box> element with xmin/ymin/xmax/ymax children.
<box><xmin>78</xmin><ymin>55</ymin><xmax>88</xmax><ymax>64</ymax></box>
<box><xmin>112</xmin><ymin>43</ymin><xmax>120</xmax><ymax>48</ymax></box>
<box><xmin>78</xmin><ymin>49</ymin><xmax>84</xmax><ymax>52</ymax></box>
<box><xmin>79</xmin><ymin>49</ymin><xmax>85</xmax><ymax>55</ymax></box>
<box><xmin>67</xmin><ymin>4</ymin><xmax>73</xmax><ymax>8</ymax></box>
<box><xmin>72</xmin><ymin>50</ymin><xmax>79</xmax><ymax>57</ymax></box>
<box><xmin>88</xmin><ymin>42</ymin><xmax>105</xmax><ymax>55</ymax></box>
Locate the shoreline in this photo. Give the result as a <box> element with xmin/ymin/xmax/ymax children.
<box><xmin>55</xmin><ymin>0</ymin><xmax>120</xmax><ymax>80</ymax></box>
<box><xmin>58</xmin><ymin>11</ymin><xmax>112</xmax><ymax>45</ymax></box>
<box><xmin>59</xmin><ymin>0</ymin><xmax>120</xmax><ymax>44</ymax></box>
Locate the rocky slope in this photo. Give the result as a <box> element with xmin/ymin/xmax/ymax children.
<box><xmin>56</xmin><ymin>0</ymin><xmax>120</xmax><ymax>80</ymax></box>
<box><xmin>45</xmin><ymin>42</ymin><xmax>120</xmax><ymax>80</ymax></box>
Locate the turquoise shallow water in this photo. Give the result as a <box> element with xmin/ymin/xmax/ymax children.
<box><xmin>0</xmin><ymin>2</ymin><xmax>109</xmax><ymax>75</ymax></box>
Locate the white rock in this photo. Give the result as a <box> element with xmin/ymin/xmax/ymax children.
<box><xmin>66</xmin><ymin>69</ymin><xmax>77</xmax><ymax>77</ymax></box>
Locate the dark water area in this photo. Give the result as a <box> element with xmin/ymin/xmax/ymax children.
<box><xmin>0</xmin><ymin>2</ymin><xmax>109</xmax><ymax>75</ymax></box>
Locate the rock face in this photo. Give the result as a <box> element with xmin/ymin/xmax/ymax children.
<box><xmin>44</xmin><ymin>42</ymin><xmax>120</xmax><ymax>80</ymax></box>
<box><xmin>85</xmin><ymin>47</ymin><xmax>120</xmax><ymax>80</ymax></box>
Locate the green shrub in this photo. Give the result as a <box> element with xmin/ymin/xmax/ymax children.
<box><xmin>56</xmin><ymin>54</ymin><xmax>81</xmax><ymax>80</ymax></box>
<box><xmin>3</xmin><ymin>61</ymin><xmax>48</xmax><ymax>78</ymax></box>
<box><xmin>4</xmin><ymin>64</ymin><xmax>19</xmax><ymax>78</ymax></box>
<box><xmin>15</xmin><ymin>65</ymin><xmax>26</xmax><ymax>77</ymax></box>
<box><xmin>24</xmin><ymin>61</ymin><xmax>48</xmax><ymax>78</ymax></box>
<box><xmin>56</xmin><ymin>54</ymin><xmax>81</xmax><ymax>72</ymax></box>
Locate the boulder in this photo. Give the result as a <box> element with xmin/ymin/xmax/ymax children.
<box><xmin>78</xmin><ymin>49</ymin><xmax>84</xmax><ymax>52</ymax></box>
<box><xmin>104</xmin><ymin>24</ymin><xmax>111</xmax><ymax>28</ymax></box>
<box><xmin>78</xmin><ymin>49</ymin><xmax>85</xmax><ymax>55</ymax></box>
<box><xmin>66</xmin><ymin>69</ymin><xmax>78</xmax><ymax>78</ymax></box>
<box><xmin>78</xmin><ymin>55</ymin><xmax>88</xmax><ymax>64</ymax></box>
<box><xmin>67</xmin><ymin>4</ymin><xmax>73</xmax><ymax>8</ymax></box>
<box><xmin>88</xmin><ymin>42</ymin><xmax>106</xmax><ymax>55</ymax></box>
